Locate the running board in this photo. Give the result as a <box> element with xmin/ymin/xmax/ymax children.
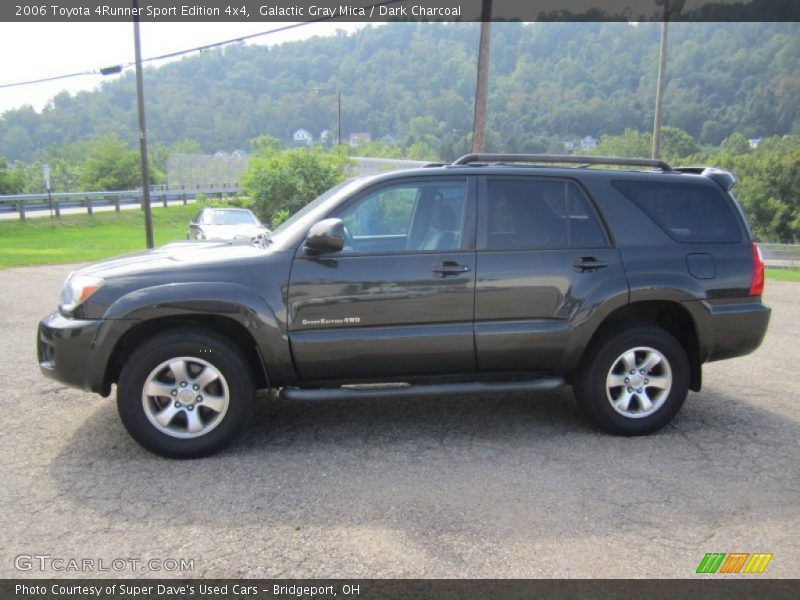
<box><xmin>279</xmin><ymin>377</ymin><xmax>565</xmax><ymax>401</ymax></box>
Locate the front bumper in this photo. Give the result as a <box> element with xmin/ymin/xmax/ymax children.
<box><xmin>37</xmin><ymin>312</ymin><xmax>108</xmax><ymax>395</ymax></box>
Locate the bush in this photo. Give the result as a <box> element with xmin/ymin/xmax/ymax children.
<box><xmin>0</xmin><ymin>157</ymin><xmax>25</xmax><ymax>194</ymax></box>
<box><xmin>271</xmin><ymin>209</ymin><xmax>291</xmax><ymax>228</ymax></box>
<box><xmin>242</xmin><ymin>146</ymin><xmax>351</xmax><ymax>225</ymax></box>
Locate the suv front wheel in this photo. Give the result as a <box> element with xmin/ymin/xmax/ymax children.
<box><xmin>574</xmin><ymin>326</ymin><xmax>689</xmax><ymax>435</ymax></box>
<box><xmin>117</xmin><ymin>329</ymin><xmax>254</xmax><ymax>458</ymax></box>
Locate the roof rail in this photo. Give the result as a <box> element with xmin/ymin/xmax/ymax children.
<box><xmin>451</xmin><ymin>153</ymin><xmax>673</xmax><ymax>172</ymax></box>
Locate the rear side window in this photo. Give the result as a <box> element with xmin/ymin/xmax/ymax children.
<box><xmin>568</xmin><ymin>184</ymin><xmax>608</xmax><ymax>247</ymax></box>
<box><xmin>484</xmin><ymin>178</ymin><xmax>607</xmax><ymax>250</ymax></box>
<box><xmin>612</xmin><ymin>180</ymin><xmax>742</xmax><ymax>243</ymax></box>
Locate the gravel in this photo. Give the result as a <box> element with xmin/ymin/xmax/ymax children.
<box><xmin>1</xmin><ymin>263</ymin><xmax>798</xmax><ymax>578</ymax></box>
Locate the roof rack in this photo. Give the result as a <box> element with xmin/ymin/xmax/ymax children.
<box><xmin>451</xmin><ymin>153</ymin><xmax>673</xmax><ymax>172</ymax></box>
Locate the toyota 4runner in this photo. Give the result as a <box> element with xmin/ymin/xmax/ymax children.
<box><xmin>38</xmin><ymin>154</ymin><xmax>771</xmax><ymax>457</ymax></box>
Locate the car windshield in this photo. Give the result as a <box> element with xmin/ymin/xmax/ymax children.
<box><xmin>202</xmin><ymin>210</ymin><xmax>258</xmax><ymax>226</ymax></box>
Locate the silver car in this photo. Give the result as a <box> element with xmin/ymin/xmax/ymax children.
<box><xmin>187</xmin><ymin>208</ymin><xmax>270</xmax><ymax>241</ymax></box>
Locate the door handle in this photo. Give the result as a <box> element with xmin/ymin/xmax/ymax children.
<box><xmin>572</xmin><ymin>257</ymin><xmax>608</xmax><ymax>272</ymax></box>
<box><xmin>432</xmin><ymin>261</ymin><xmax>471</xmax><ymax>277</ymax></box>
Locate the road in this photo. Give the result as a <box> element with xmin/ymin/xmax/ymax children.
<box><xmin>1</xmin><ymin>264</ymin><xmax>798</xmax><ymax>578</ymax></box>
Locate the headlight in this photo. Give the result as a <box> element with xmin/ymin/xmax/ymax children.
<box><xmin>59</xmin><ymin>274</ymin><xmax>105</xmax><ymax>313</ymax></box>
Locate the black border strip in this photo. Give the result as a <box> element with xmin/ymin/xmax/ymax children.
<box><xmin>3</xmin><ymin>579</ymin><xmax>800</xmax><ymax>600</ymax></box>
<box><xmin>3</xmin><ymin>0</ymin><xmax>800</xmax><ymax>23</ymax></box>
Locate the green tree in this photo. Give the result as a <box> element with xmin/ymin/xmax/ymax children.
<box><xmin>593</xmin><ymin>129</ymin><xmax>652</xmax><ymax>158</ymax></box>
<box><xmin>79</xmin><ymin>135</ymin><xmax>146</xmax><ymax>191</ymax></box>
<box><xmin>243</xmin><ymin>147</ymin><xmax>351</xmax><ymax>226</ymax></box>
<box><xmin>713</xmin><ymin>137</ymin><xmax>800</xmax><ymax>241</ymax></box>
<box><xmin>0</xmin><ymin>157</ymin><xmax>25</xmax><ymax>194</ymax></box>
<box><xmin>660</xmin><ymin>127</ymin><xmax>700</xmax><ymax>160</ymax></box>
<box><xmin>250</xmin><ymin>135</ymin><xmax>282</xmax><ymax>157</ymax></box>
<box><xmin>720</xmin><ymin>132</ymin><xmax>752</xmax><ymax>155</ymax></box>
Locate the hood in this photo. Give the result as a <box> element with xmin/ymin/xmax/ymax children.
<box><xmin>76</xmin><ymin>240</ymin><xmax>269</xmax><ymax>280</ymax></box>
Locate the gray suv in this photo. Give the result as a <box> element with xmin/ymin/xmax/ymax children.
<box><xmin>38</xmin><ymin>154</ymin><xmax>771</xmax><ymax>457</ymax></box>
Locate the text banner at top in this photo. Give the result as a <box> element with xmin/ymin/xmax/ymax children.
<box><xmin>3</xmin><ymin>0</ymin><xmax>800</xmax><ymax>22</ymax></box>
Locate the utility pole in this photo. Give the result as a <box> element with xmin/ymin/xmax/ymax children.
<box><xmin>133</xmin><ymin>0</ymin><xmax>154</xmax><ymax>249</ymax></box>
<box><xmin>652</xmin><ymin>0</ymin><xmax>684</xmax><ymax>159</ymax></box>
<box><xmin>337</xmin><ymin>91</ymin><xmax>342</xmax><ymax>147</ymax></box>
<box><xmin>471</xmin><ymin>0</ymin><xmax>492</xmax><ymax>153</ymax></box>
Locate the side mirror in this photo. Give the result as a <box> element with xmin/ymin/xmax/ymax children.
<box><xmin>305</xmin><ymin>218</ymin><xmax>345</xmax><ymax>253</ymax></box>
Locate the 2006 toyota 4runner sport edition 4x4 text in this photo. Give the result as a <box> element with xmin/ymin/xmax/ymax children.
<box><xmin>38</xmin><ymin>154</ymin><xmax>771</xmax><ymax>458</ymax></box>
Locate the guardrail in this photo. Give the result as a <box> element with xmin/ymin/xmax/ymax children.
<box><xmin>0</xmin><ymin>184</ymin><xmax>240</xmax><ymax>220</ymax></box>
<box><xmin>759</xmin><ymin>243</ymin><xmax>800</xmax><ymax>269</ymax></box>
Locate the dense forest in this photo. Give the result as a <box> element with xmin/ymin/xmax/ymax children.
<box><xmin>1</xmin><ymin>21</ymin><xmax>798</xmax><ymax>162</ymax></box>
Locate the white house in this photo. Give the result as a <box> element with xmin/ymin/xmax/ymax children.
<box><xmin>292</xmin><ymin>128</ymin><xmax>313</xmax><ymax>146</ymax></box>
<box><xmin>580</xmin><ymin>136</ymin><xmax>598</xmax><ymax>151</ymax></box>
<box><xmin>749</xmin><ymin>138</ymin><xmax>763</xmax><ymax>149</ymax></box>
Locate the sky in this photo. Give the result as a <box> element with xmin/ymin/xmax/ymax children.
<box><xmin>0</xmin><ymin>22</ymin><xmax>368</xmax><ymax>115</ymax></box>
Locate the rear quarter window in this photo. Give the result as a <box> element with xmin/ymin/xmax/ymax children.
<box><xmin>612</xmin><ymin>180</ymin><xmax>742</xmax><ymax>243</ymax></box>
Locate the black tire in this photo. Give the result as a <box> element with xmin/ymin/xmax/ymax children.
<box><xmin>574</xmin><ymin>325</ymin><xmax>689</xmax><ymax>435</ymax></box>
<box><xmin>117</xmin><ymin>328</ymin><xmax>254</xmax><ymax>458</ymax></box>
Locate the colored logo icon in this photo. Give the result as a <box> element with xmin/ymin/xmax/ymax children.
<box><xmin>696</xmin><ymin>553</ymin><xmax>773</xmax><ymax>574</ymax></box>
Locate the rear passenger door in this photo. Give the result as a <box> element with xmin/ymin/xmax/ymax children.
<box><xmin>475</xmin><ymin>176</ymin><xmax>626</xmax><ymax>372</ymax></box>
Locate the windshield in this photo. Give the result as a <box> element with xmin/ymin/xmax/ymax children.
<box><xmin>202</xmin><ymin>210</ymin><xmax>258</xmax><ymax>226</ymax></box>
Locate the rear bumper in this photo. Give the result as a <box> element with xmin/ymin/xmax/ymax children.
<box><xmin>705</xmin><ymin>301</ymin><xmax>771</xmax><ymax>362</ymax></box>
<box><xmin>37</xmin><ymin>312</ymin><xmax>109</xmax><ymax>395</ymax></box>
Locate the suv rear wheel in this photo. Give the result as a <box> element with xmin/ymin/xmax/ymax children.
<box><xmin>574</xmin><ymin>326</ymin><xmax>689</xmax><ymax>435</ymax></box>
<box><xmin>117</xmin><ymin>329</ymin><xmax>254</xmax><ymax>458</ymax></box>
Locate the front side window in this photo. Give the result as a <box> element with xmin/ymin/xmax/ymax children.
<box><xmin>337</xmin><ymin>181</ymin><xmax>467</xmax><ymax>254</ymax></box>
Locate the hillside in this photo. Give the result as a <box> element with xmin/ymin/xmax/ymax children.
<box><xmin>1</xmin><ymin>21</ymin><xmax>798</xmax><ymax>161</ymax></box>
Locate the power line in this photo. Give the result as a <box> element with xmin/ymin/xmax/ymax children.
<box><xmin>0</xmin><ymin>0</ymin><xmax>404</xmax><ymax>90</ymax></box>
<box><xmin>0</xmin><ymin>69</ymin><xmax>100</xmax><ymax>89</ymax></box>
<box><xmin>0</xmin><ymin>21</ymin><xmax>316</xmax><ymax>89</ymax></box>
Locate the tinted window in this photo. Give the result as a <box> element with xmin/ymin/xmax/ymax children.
<box><xmin>612</xmin><ymin>180</ymin><xmax>741</xmax><ymax>243</ymax></box>
<box><xmin>568</xmin><ymin>184</ymin><xmax>608</xmax><ymax>247</ymax></box>
<box><xmin>485</xmin><ymin>179</ymin><xmax>607</xmax><ymax>250</ymax></box>
<box><xmin>486</xmin><ymin>179</ymin><xmax>566</xmax><ymax>249</ymax></box>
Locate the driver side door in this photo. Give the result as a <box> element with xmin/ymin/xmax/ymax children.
<box><xmin>287</xmin><ymin>177</ymin><xmax>477</xmax><ymax>382</ymax></box>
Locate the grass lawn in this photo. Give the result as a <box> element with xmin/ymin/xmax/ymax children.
<box><xmin>4</xmin><ymin>209</ymin><xmax>800</xmax><ymax>282</ymax></box>
<box><xmin>766</xmin><ymin>268</ymin><xmax>800</xmax><ymax>282</ymax></box>
<box><xmin>0</xmin><ymin>204</ymin><xmax>199</xmax><ymax>269</ymax></box>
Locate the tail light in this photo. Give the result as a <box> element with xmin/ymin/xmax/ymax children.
<box><xmin>749</xmin><ymin>242</ymin><xmax>765</xmax><ymax>297</ymax></box>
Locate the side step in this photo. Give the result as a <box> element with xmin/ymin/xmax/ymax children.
<box><xmin>279</xmin><ymin>377</ymin><xmax>565</xmax><ymax>401</ymax></box>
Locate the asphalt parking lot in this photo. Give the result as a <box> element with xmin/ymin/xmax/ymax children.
<box><xmin>1</xmin><ymin>263</ymin><xmax>798</xmax><ymax>579</ymax></box>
